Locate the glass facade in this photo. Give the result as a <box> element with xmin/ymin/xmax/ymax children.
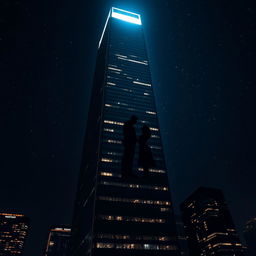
<box><xmin>0</xmin><ymin>213</ymin><xmax>29</xmax><ymax>256</ymax></box>
<box><xmin>70</xmin><ymin>8</ymin><xmax>180</xmax><ymax>256</ymax></box>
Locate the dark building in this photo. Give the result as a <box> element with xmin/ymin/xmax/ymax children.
<box><xmin>0</xmin><ymin>213</ymin><xmax>29</xmax><ymax>255</ymax></box>
<box><xmin>175</xmin><ymin>215</ymin><xmax>189</xmax><ymax>256</ymax></box>
<box><xmin>44</xmin><ymin>226</ymin><xmax>71</xmax><ymax>256</ymax></box>
<box><xmin>180</xmin><ymin>187</ymin><xmax>245</xmax><ymax>256</ymax></box>
<box><xmin>70</xmin><ymin>7</ymin><xmax>180</xmax><ymax>256</ymax></box>
<box><xmin>244</xmin><ymin>218</ymin><xmax>256</xmax><ymax>256</ymax></box>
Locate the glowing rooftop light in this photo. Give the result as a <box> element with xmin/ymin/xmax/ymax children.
<box><xmin>98</xmin><ymin>8</ymin><xmax>142</xmax><ymax>48</ymax></box>
<box><xmin>111</xmin><ymin>7</ymin><xmax>142</xmax><ymax>25</ymax></box>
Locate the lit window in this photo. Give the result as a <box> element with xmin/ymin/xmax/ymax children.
<box><xmin>101</xmin><ymin>158</ymin><xmax>113</xmax><ymax>163</ymax></box>
<box><xmin>106</xmin><ymin>139</ymin><xmax>122</xmax><ymax>144</ymax></box>
<box><xmin>104</xmin><ymin>120</ymin><xmax>124</xmax><ymax>126</ymax></box>
<box><xmin>98</xmin><ymin>196</ymin><xmax>171</xmax><ymax>206</ymax></box>
<box><xmin>103</xmin><ymin>128</ymin><xmax>114</xmax><ymax>132</ymax></box>
<box><xmin>115</xmin><ymin>54</ymin><xmax>127</xmax><ymax>58</ymax></box>
<box><xmin>133</xmin><ymin>81</ymin><xmax>151</xmax><ymax>87</ymax></box>
<box><xmin>96</xmin><ymin>234</ymin><xmax>172</xmax><ymax>242</ymax></box>
<box><xmin>146</xmin><ymin>111</ymin><xmax>156</xmax><ymax>115</ymax></box>
<box><xmin>101</xmin><ymin>158</ymin><xmax>120</xmax><ymax>163</ymax></box>
<box><xmin>98</xmin><ymin>215</ymin><xmax>166</xmax><ymax>223</ymax></box>
<box><xmin>107</xmin><ymin>82</ymin><xmax>116</xmax><ymax>86</ymax></box>
<box><xmin>95</xmin><ymin>242</ymin><xmax>177</xmax><ymax>250</ymax></box>
<box><xmin>100</xmin><ymin>172</ymin><xmax>121</xmax><ymax>178</ymax></box>
<box><xmin>150</xmin><ymin>145</ymin><xmax>161</xmax><ymax>150</ymax></box>
<box><xmin>100</xmin><ymin>180</ymin><xmax>168</xmax><ymax>191</ymax></box>
<box><xmin>117</xmin><ymin>57</ymin><xmax>148</xmax><ymax>65</ymax></box>
<box><xmin>138</xmin><ymin>168</ymin><xmax>165</xmax><ymax>174</ymax></box>
<box><xmin>108</xmin><ymin>66</ymin><xmax>122</xmax><ymax>72</ymax></box>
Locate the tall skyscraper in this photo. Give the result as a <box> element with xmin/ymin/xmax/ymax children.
<box><xmin>0</xmin><ymin>213</ymin><xmax>29</xmax><ymax>255</ymax></box>
<box><xmin>70</xmin><ymin>7</ymin><xmax>180</xmax><ymax>256</ymax></box>
<box><xmin>44</xmin><ymin>226</ymin><xmax>71</xmax><ymax>256</ymax></box>
<box><xmin>180</xmin><ymin>187</ymin><xmax>245</xmax><ymax>256</ymax></box>
<box><xmin>244</xmin><ymin>217</ymin><xmax>256</xmax><ymax>256</ymax></box>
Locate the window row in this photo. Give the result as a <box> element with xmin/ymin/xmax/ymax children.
<box><xmin>97</xmin><ymin>196</ymin><xmax>171</xmax><ymax>206</ymax></box>
<box><xmin>97</xmin><ymin>215</ymin><xmax>165</xmax><ymax>223</ymax></box>
<box><xmin>95</xmin><ymin>242</ymin><xmax>177</xmax><ymax>250</ymax></box>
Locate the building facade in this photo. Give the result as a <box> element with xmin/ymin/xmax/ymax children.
<box><xmin>70</xmin><ymin>7</ymin><xmax>180</xmax><ymax>256</ymax></box>
<box><xmin>0</xmin><ymin>213</ymin><xmax>29</xmax><ymax>255</ymax></box>
<box><xmin>44</xmin><ymin>226</ymin><xmax>71</xmax><ymax>256</ymax></box>
<box><xmin>180</xmin><ymin>187</ymin><xmax>245</xmax><ymax>256</ymax></box>
<box><xmin>175</xmin><ymin>215</ymin><xmax>189</xmax><ymax>256</ymax></box>
<box><xmin>244</xmin><ymin>218</ymin><xmax>256</xmax><ymax>256</ymax></box>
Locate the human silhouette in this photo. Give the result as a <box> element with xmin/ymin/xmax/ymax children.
<box><xmin>121</xmin><ymin>115</ymin><xmax>138</xmax><ymax>178</ymax></box>
<box><xmin>138</xmin><ymin>125</ymin><xmax>155</xmax><ymax>177</ymax></box>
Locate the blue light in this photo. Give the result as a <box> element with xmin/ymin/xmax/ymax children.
<box><xmin>111</xmin><ymin>7</ymin><xmax>142</xmax><ymax>25</ymax></box>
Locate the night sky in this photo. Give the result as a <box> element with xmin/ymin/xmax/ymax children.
<box><xmin>2</xmin><ymin>0</ymin><xmax>256</xmax><ymax>255</ymax></box>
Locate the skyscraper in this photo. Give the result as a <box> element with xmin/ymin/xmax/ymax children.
<box><xmin>44</xmin><ymin>226</ymin><xmax>71</xmax><ymax>256</ymax></box>
<box><xmin>0</xmin><ymin>213</ymin><xmax>29</xmax><ymax>255</ymax></box>
<box><xmin>244</xmin><ymin>217</ymin><xmax>256</xmax><ymax>256</ymax></box>
<box><xmin>180</xmin><ymin>187</ymin><xmax>245</xmax><ymax>256</ymax></box>
<box><xmin>70</xmin><ymin>7</ymin><xmax>180</xmax><ymax>256</ymax></box>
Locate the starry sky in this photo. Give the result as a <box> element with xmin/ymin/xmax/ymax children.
<box><xmin>2</xmin><ymin>0</ymin><xmax>256</xmax><ymax>255</ymax></box>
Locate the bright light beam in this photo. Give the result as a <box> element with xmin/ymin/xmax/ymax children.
<box><xmin>112</xmin><ymin>7</ymin><xmax>142</xmax><ymax>25</ymax></box>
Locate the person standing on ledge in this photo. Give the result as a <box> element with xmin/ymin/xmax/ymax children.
<box><xmin>138</xmin><ymin>124</ymin><xmax>155</xmax><ymax>177</ymax></box>
<box><xmin>121</xmin><ymin>115</ymin><xmax>138</xmax><ymax>178</ymax></box>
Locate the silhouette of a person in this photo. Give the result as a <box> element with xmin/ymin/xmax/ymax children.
<box><xmin>138</xmin><ymin>125</ymin><xmax>155</xmax><ymax>177</ymax></box>
<box><xmin>121</xmin><ymin>115</ymin><xmax>138</xmax><ymax>178</ymax></box>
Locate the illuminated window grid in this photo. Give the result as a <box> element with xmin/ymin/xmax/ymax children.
<box><xmin>105</xmin><ymin>77</ymin><xmax>151</xmax><ymax>90</ymax></box>
<box><xmin>103</xmin><ymin>120</ymin><xmax>159</xmax><ymax>132</ymax></box>
<box><xmin>104</xmin><ymin>92</ymin><xmax>153</xmax><ymax>105</ymax></box>
<box><xmin>103</xmin><ymin>128</ymin><xmax>160</xmax><ymax>140</ymax></box>
<box><xmin>98</xmin><ymin>215</ymin><xmax>166</xmax><ymax>223</ymax></box>
<box><xmin>96</xmin><ymin>233</ymin><xmax>172</xmax><ymax>241</ymax></box>
<box><xmin>106</xmin><ymin>78</ymin><xmax>152</xmax><ymax>94</ymax></box>
<box><xmin>104</xmin><ymin>91</ymin><xmax>153</xmax><ymax>107</ymax></box>
<box><xmin>99</xmin><ymin>180</ymin><xmax>168</xmax><ymax>191</ymax></box>
<box><xmin>95</xmin><ymin>242</ymin><xmax>177</xmax><ymax>250</ymax></box>
<box><xmin>104</xmin><ymin>103</ymin><xmax>156</xmax><ymax>116</ymax></box>
<box><xmin>99</xmin><ymin>168</ymin><xmax>166</xmax><ymax>178</ymax></box>
<box><xmin>98</xmin><ymin>196</ymin><xmax>171</xmax><ymax>206</ymax></box>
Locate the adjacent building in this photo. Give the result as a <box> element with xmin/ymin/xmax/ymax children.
<box><xmin>0</xmin><ymin>213</ymin><xmax>29</xmax><ymax>255</ymax></box>
<box><xmin>70</xmin><ymin>7</ymin><xmax>180</xmax><ymax>256</ymax></box>
<box><xmin>180</xmin><ymin>187</ymin><xmax>245</xmax><ymax>256</ymax></box>
<box><xmin>244</xmin><ymin>218</ymin><xmax>256</xmax><ymax>256</ymax></box>
<box><xmin>44</xmin><ymin>225</ymin><xmax>71</xmax><ymax>256</ymax></box>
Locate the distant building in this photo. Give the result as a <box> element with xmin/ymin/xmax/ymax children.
<box><xmin>180</xmin><ymin>187</ymin><xmax>245</xmax><ymax>256</ymax></box>
<box><xmin>175</xmin><ymin>215</ymin><xmax>189</xmax><ymax>256</ymax></box>
<box><xmin>44</xmin><ymin>226</ymin><xmax>71</xmax><ymax>256</ymax></box>
<box><xmin>0</xmin><ymin>213</ymin><xmax>29</xmax><ymax>255</ymax></box>
<box><xmin>244</xmin><ymin>218</ymin><xmax>256</xmax><ymax>256</ymax></box>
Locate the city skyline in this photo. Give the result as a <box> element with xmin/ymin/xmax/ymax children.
<box><xmin>2</xmin><ymin>0</ymin><xmax>256</xmax><ymax>255</ymax></box>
